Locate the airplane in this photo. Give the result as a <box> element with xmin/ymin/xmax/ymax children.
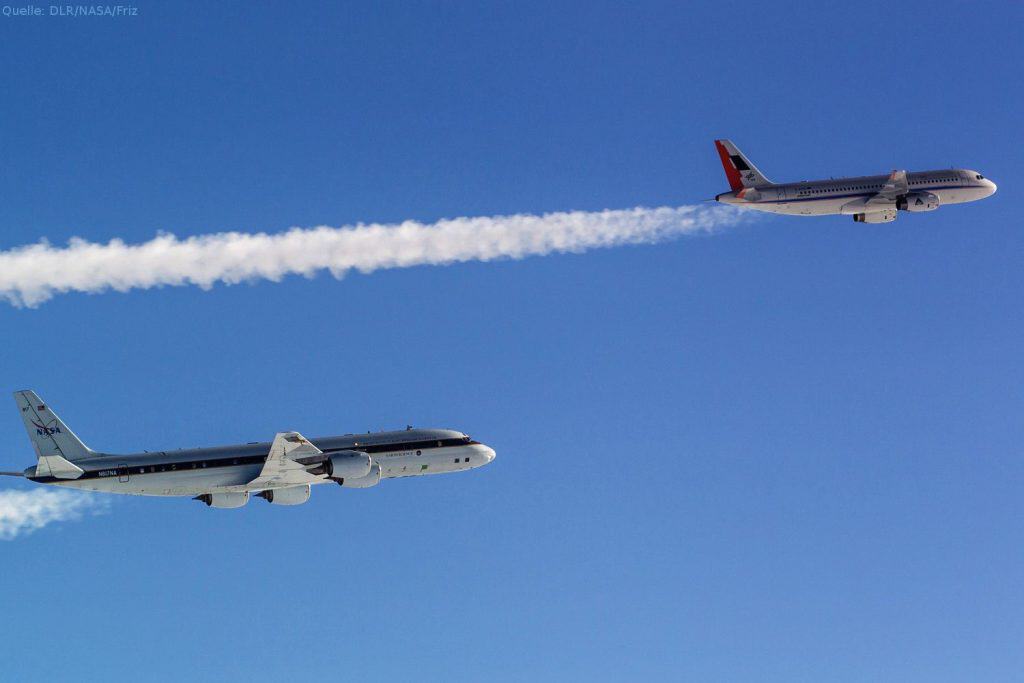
<box><xmin>713</xmin><ymin>139</ymin><xmax>996</xmax><ymax>223</ymax></box>
<box><xmin>0</xmin><ymin>390</ymin><xmax>496</xmax><ymax>508</ymax></box>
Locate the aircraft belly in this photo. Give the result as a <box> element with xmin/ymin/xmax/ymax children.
<box><xmin>71</xmin><ymin>464</ymin><xmax>267</xmax><ymax>496</ymax></box>
<box><xmin>813</xmin><ymin>199</ymin><xmax>846</xmax><ymax>214</ymax></box>
<box><xmin>743</xmin><ymin>203</ymin><xmax>777</xmax><ymax>214</ymax></box>
<box><xmin>772</xmin><ymin>199</ymin><xmax>836</xmax><ymax>216</ymax></box>
<box><xmin>48</xmin><ymin>479</ymin><xmax>98</xmax><ymax>493</ymax></box>
<box><xmin>421</xmin><ymin>445</ymin><xmax>477</xmax><ymax>475</ymax></box>
<box><xmin>381</xmin><ymin>446</ymin><xmax>473</xmax><ymax>478</ymax></box>
<box><xmin>172</xmin><ymin>465</ymin><xmax>263</xmax><ymax>494</ymax></box>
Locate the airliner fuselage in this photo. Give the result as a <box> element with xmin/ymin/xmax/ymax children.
<box><xmin>713</xmin><ymin>140</ymin><xmax>996</xmax><ymax>223</ymax></box>
<box><xmin>6</xmin><ymin>390</ymin><xmax>495</xmax><ymax>508</ymax></box>
<box><xmin>24</xmin><ymin>428</ymin><xmax>495</xmax><ymax>497</ymax></box>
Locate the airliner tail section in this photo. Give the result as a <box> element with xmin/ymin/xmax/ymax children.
<box><xmin>35</xmin><ymin>454</ymin><xmax>85</xmax><ymax>479</ymax></box>
<box><xmin>14</xmin><ymin>390</ymin><xmax>93</xmax><ymax>461</ymax></box>
<box><xmin>715</xmin><ymin>139</ymin><xmax>773</xmax><ymax>189</ymax></box>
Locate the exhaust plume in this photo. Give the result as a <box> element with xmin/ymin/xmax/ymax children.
<box><xmin>0</xmin><ymin>204</ymin><xmax>747</xmax><ymax>307</ymax></box>
<box><xmin>0</xmin><ymin>489</ymin><xmax>108</xmax><ymax>540</ymax></box>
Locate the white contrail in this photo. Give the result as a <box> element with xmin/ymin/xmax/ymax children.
<box><xmin>0</xmin><ymin>204</ymin><xmax>748</xmax><ymax>307</ymax></box>
<box><xmin>0</xmin><ymin>489</ymin><xmax>107</xmax><ymax>540</ymax></box>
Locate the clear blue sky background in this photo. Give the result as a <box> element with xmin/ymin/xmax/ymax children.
<box><xmin>1</xmin><ymin>2</ymin><xmax>1022</xmax><ymax>680</ymax></box>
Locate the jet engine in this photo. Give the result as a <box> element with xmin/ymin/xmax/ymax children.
<box><xmin>896</xmin><ymin>192</ymin><xmax>939</xmax><ymax>212</ymax></box>
<box><xmin>340</xmin><ymin>462</ymin><xmax>381</xmax><ymax>489</ymax></box>
<box><xmin>194</xmin><ymin>491</ymin><xmax>249</xmax><ymax>508</ymax></box>
<box><xmin>309</xmin><ymin>450</ymin><xmax>373</xmax><ymax>483</ymax></box>
<box><xmin>256</xmin><ymin>484</ymin><xmax>310</xmax><ymax>506</ymax></box>
<box><xmin>853</xmin><ymin>209</ymin><xmax>897</xmax><ymax>224</ymax></box>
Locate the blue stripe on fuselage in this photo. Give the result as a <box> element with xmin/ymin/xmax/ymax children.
<box><xmin>752</xmin><ymin>185</ymin><xmax>965</xmax><ymax>205</ymax></box>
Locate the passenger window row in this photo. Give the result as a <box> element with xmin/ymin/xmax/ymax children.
<box><xmin>796</xmin><ymin>177</ymin><xmax>962</xmax><ymax>197</ymax></box>
<box><xmin>100</xmin><ymin>438</ymin><xmax>477</xmax><ymax>477</ymax></box>
<box><xmin>798</xmin><ymin>183</ymin><xmax>883</xmax><ymax>197</ymax></box>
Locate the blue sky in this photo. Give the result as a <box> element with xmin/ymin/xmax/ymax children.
<box><xmin>1</xmin><ymin>2</ymin><xmax>1022</xmax><ymax>680</ymax></box>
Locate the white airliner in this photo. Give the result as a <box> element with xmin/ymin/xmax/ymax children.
<box><xmin>0</xmin><ymin>390</ymin><xmax>496</xmax><ymax>508</ymax></box>
<box><xmin>713</xmin><ymin>139</ymin><xmax>996</xmax><ymax>223</ymax></box>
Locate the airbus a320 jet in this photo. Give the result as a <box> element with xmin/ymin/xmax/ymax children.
<box><xmin>0</xmin><ymin>390</ymin><xmax>496</xmax><ymax>508</ymax></box>
<box><xmin>713</xmin><ymin>139</ymin><xmax>996</xmax><ymax>223</ymax></box>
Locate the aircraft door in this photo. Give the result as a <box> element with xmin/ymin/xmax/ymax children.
<box><xmin>776</xmin><ymin>186</ymin><xmax>787</xmax><ymax>202</ymax></box>
<box><xmin>117</xmin><ymin>464</ymin><xmax>130</xmax><ymax>483</ymax></box>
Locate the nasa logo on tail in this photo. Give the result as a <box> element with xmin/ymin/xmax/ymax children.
<box><xmin>31</xmin><ymin>418</ymin><xmax>61</xmax><ymax>436</ymax></box>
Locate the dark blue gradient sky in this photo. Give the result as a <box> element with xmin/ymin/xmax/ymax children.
<box><xmin>1</xmin><ymin>2</ymin><xmax>1021</xmax><ymax>680</ymax></box>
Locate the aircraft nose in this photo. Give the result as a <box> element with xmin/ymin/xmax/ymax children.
<box><xmin>480</xmin><ymin>445</ymin><xmax>496</xmax><ymax>464</ymax></box>
<box><xmin>986</xmin><ymin>178</ymin><xmax>998</xmax><ymax>196</ymax></box>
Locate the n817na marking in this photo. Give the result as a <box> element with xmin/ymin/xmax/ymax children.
<box><xmin>1</xmin><ymin>390</ymin><xmax>496</xmax><ymax>509</ymax></box>
<box><xmin>713</xmin><ymin>139</ymin><xmax>996</xmax><ymax>223</ymax></box>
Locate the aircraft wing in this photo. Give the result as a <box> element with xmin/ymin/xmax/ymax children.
<box><xmin>248</xmin><ymin>431</ymin><xmax>323</xmax><ymax>488</ymax></box>
<box><xmin>875</xmin><ymin>169</ymin><xmax>908</xmax><ymax>200</ymax></box>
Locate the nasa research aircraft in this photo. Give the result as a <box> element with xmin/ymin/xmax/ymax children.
<box><xmin>0</xmin><ymin>390</ymin><xmax>496</xmax><ymax>508</ymax></box>
<box><xmin>713</xmin><ymin>139</ymin><xmax>996</xmax><ymax>223</ymax></box>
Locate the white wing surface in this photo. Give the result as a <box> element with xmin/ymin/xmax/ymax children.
<box><xmin>248</xmin><ymin>432</ymin><xmax>322</xmax><ymax>488</ymax></box>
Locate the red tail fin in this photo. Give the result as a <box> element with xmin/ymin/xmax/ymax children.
<box><xmin>715</xmin><ymin>139</ymin><xmax>743</xmax><ymax>191</ymax></box>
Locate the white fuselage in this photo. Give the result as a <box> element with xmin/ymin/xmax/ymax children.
<box><xmin>25</xmin><ymin>429</ymin><xmax>496</xmax><ymax>497</ymax></box>
<box><xmin>716</xmin><ymin>168</ymin><xmax>996</xmax><ymax>216</ymax></box>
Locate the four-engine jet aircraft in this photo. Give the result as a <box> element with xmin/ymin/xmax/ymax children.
<box><xmin>713</xmin><ymin>139</ymin><xmax>996</xmax><ymax>223</ymax></box>
<box><xmin>0</xmin><ymin>390</ymin><xmax>496</xmax><ymax>508</ymax></box>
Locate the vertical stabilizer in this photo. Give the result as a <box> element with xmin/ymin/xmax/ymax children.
<box><xmin>714</xmin><ymin>139</ymin><xmax>773</xmax><ymax>189</ymax></box>
<box><xmin>14</xmin><ymin>390</ymin><xmax>93</xmax><ymax>461</ymax></box>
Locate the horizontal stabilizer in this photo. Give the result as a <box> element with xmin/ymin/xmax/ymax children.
<box><xmin>35</xmin><ymin>454</ymin><xmax>85</xmax><ymax>479</ymax></box>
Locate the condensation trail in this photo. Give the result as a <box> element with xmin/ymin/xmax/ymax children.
<box><xmin>0</xmin><ymin>489</ymin><xmax>107</xmax><ymax>540</ymax></box>
<box><xmin>0</xmin><ymin>204</ymin><xmax>748</xmax><ymax>307</ymax></box>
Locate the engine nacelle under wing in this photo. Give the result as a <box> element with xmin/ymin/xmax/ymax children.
<box><xmin>256</xmin><ymin>484</ymin><xmax>310</xmax><ymax>505</ymax></box>
<box><xmin>896</xmin><ymin>192</ymin><xmax>939</xmax><ymax>212</ymax></box>
<box><xmin>323</xmin><ymin>450</ymin><xmax>373</xmax><ymax>482</ymax></box>
<box><xmin>853</xmin><ymin>210</ymin><xmax>897</xmax><ymax>224</ymax></box>
<box><xmin>195</xmin><ymin>491</ymin><xmax>250</xmax><ymax>508</ymax></box>
<box><xmin>341</xmin><ymin>462</ymin><xmax>382</xmax><ymax>489</ymax></box>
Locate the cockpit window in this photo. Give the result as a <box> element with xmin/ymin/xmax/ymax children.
<box><xmin>976</xmin><ymin>174</ymin><xmax>984</xmax><ymax>180</ymax></box>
